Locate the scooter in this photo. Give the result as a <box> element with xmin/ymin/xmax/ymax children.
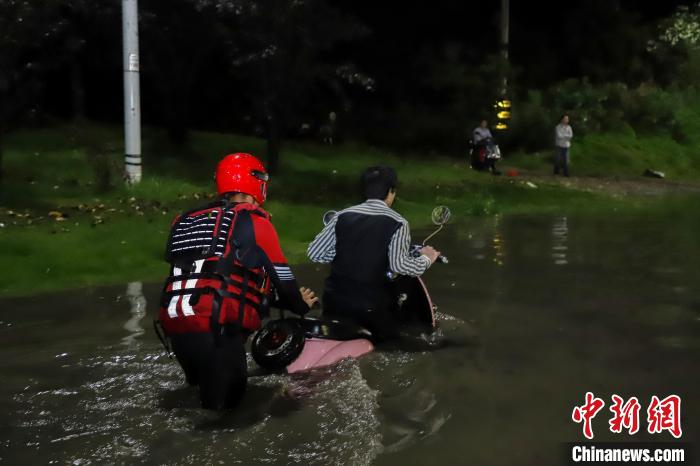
<box><xmin>469</xmin><ymin>137</ymin><xmax>501</xmax><ymax>174</ymax></box>
<box><xmin>251</xmin><ymin>206</ymin><xmax>451</xmax><ymax>374</ymax></box>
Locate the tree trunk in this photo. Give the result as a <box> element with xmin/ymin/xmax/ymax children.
<box><xmin>0</xmin><ymin>90</ymin><xmax>5</xmax><ymax>183</ymax></box>
<box><xmin>166</xmin><ymin>98</ymin><xmax>189</xmax><ymax>145</ymax></box>
<box><xmin>0</xmin><ymin>140</ymin><xmax>4</xmax><ymax>184</ymax></box>
<box><xmin>499</xmin><ymin>0</ymin><xmax>509</xmax><ymax>97</ymax></box>
<box><xmin>265</xmin><ymin>113</ymin><xmax>280</xmax><ymax>174</ymax></box>
<box><xmin>163</xmin><ymin>70</ymin><xmax>191</xmax><ymax>146</ymax></box>
<box><xmin>71</xmin><ymin>58</ymin><xmax>86</xmax><ymax>121</ymax></box>
<box><xmin>0</xmin><ymin>121</ymin><xmax>4</xmax><ymax>183</ymax></box>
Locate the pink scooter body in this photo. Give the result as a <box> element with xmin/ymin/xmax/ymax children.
<box><xmin>284</xmin><ymin>275</ymin><xmax>435</xmax><ymax>373</ymax></box>
<box><xmin>286</xmin><ymin>337</ymin><xmax>374</xmax><ymax>373</ymax></box>
<box><xmin>417</xmin><ymin>276</ymin><xmax>436</xmax><ymax>328</ymax></box>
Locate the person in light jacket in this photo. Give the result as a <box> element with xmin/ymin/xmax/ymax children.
<box><xmin>554</xmin><ymin>114</ymin><xmax>573</xmax><ymax>177</ymax></box>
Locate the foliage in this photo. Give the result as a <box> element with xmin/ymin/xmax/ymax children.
<box><xmin>139</xmin><ymin>0</ymin><xmax>221</xmax><ymax>143</ymax></box>
<box><xmin>0</xmin><ymin>1</ymin><xmax>63</xmax><ymax>167</ymax></box>
<box><xmin>647</xmin><ymin>3</ymin><xmax>700</xmax><ymax>86</ymax></box>
<box><xmin>556</xmin><ymin>0</ymin><xmax>654</xmax><ymax>85</ymax></box>
<box><xmin>508</xmin><ymin>79</ymin><xmax>688</xmax><ymax>153</ymax></box>
<box><xmin>352</xmin><ymin>47</ymin><xmax>515</xmax><ymax>156</ymax></box>
<box><xmin>192</xmin><ymin>0</ymin><xmax>371</xmax><ymax>172</ymax></box>
<box><xmin>2</xmin><ymin>0</ymin><xmax>700</xmax><ymax>181</ymax></box>
<box><xmin>649</xmin><ymin>4</ymin><xmax>700</xmax><ymax>50</ymax></box>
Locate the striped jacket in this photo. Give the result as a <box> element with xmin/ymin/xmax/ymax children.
<box><xmin>307</xmin><ymin>199</ymin><xmax>431</xmax><ymax>276</ymax></box>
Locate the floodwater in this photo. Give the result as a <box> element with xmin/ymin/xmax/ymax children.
<box><xmin>1</xmin><ymin>212</ymin><xmax>699</xmax><ymax>465</ymax></box>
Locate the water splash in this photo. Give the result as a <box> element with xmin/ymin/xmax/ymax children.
<box><xmin>7</xmin><ymin>341</ymin><xmax>383</xmax><ymax>465</ymax></box>
<box><xmin>121</xmin><ymin>282</ymin><xmax>147</xmax><ymax>347</ymax></box>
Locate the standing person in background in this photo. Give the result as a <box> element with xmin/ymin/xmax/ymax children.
<box><xmin>554</xmin><ymin>114</ymin><xmax>573</xmax><ymax>177</ymax></box>
<box><xmin>319</xmin><ymin>111</ymin><xmax>337</xmax><ymax>145</ymax></box>
<box><xmin>472</xmin><ymin>119</ymin><xmax>492</xmax><ymax>144</ymax></box>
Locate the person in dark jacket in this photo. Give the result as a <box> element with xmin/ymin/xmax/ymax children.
<box><xmin>159</xmin><ymin>153</ymin><xmax>317</xmax><ymax>409</ymax></box>
<box><xmin>307</xmin><ymin>166</ymin><xmax>440</xmax><ymax>342</ymax></box>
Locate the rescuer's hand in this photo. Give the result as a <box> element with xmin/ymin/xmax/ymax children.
<box><xmin>300</xmin><ymin>287</ymin><xmax>319</xmax><ymax>309</ymax></box>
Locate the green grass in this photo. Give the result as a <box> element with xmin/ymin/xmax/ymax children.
<box><xmin>508</xmin><ymin>123</ymin><xmax>700</xmax><ymax>180</ymax></box>
<box><xmin>1</xmin><ymin>122</ymin><xmax>699</xmax><ymax>297</ymax></box>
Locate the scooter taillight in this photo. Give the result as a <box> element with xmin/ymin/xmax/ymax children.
<box><xmin>268</xmin><ymin>330</ymin><xmax>287</xmax><ymax>347</ymax></box>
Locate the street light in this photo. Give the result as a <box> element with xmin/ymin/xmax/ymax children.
<box><xmin>494</xmin><ymin>98</ymin><xmax>511</xmax><ymax>131</ymax></box>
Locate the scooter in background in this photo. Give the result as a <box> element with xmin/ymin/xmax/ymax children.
<box><xmin>469</xmin><ymin>137</ymin><xmax>502</xmax><ymax>174</ymax></box>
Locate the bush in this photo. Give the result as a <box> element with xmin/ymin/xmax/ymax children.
<box><xmin>510</xmin><ymin>79</ymin><xmax>687</xmax><ymax>153</ymax></box>
<box><xmin>508</xmin><ymin>90</ymin><xmax>556</xmax><ymax>153</ymax></box>
<box><xmin>86</xmin><ymin>143</ymin><xmax>121</xmax><ymax>193</ymax></box>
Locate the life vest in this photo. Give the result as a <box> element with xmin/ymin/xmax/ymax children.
<box><xmin>158</xmin><ymin>201</ymin><xmax>271</xmax><ymax>334</ymax></box>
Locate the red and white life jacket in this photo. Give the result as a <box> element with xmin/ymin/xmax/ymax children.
<box><xmin>159</xmin><ymin>201</ymin><xmax>271</xmax><ymax>334</ymax></box>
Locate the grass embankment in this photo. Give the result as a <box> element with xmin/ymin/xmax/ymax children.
<box><xmin>1</xmin><ymin>123</ymin><xmax>698</xmax><ymax>297</ymax></box>
<box><xmin>509</xmin><ymin>99</ymin><xmax>700</xmax><ymax>180</ymax></box>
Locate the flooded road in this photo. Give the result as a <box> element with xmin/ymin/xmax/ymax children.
<box><xmin>1</xmin><ymin>212</ymin><xmax>699</xmax><ymax>465</ymax></box>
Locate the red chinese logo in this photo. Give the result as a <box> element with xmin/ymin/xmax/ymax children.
<box><xmin>572</xmin><ymin>392</ymin><xmax>605</xmax><ymax>439</ymax></box>
<box><xmin>609</xmin><ymin>394</ymin><xmax>641</xmax><ymax>435</ymax></box>
<box><xmin>572</xmin><ymin>393</ymin><xmax>682</xmax><ymax>439</ymax></box>
<box><xmin>647</xmin><ymin>395</ymin><xmax>682</xmax><ymax>439</ymax></box>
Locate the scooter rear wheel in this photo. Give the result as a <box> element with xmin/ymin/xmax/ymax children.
<box><xmin>252</xmin><ymin>319</ymin><xmax>306</xmax><ymax>371</ymax></box>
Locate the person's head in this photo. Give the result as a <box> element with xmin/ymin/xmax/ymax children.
<box><xmin>561</xmin><ymin>114</ymin><xmax>570</xmax><ymax>125</ymax></box>
<box><xmin>480</xmin><ymin>119</ymin><xmax>488</xmax><ymax>129</ymax></box>
<box><xmin>361</xmin><ymin>166</ymin><xmax>397</xmax><ymax>206</ymax></box>
<box><xmin>215</xmin><ymin>152</ymin><xmax>269</xmax><ymax>205</ymax></box>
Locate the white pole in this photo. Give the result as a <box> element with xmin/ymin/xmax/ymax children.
<box><xmin>122</xmin><ymin>0</ymin><xmax>142</xmax><ymax>184</ymax></box>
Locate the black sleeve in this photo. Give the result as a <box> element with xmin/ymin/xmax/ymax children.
<box><xmin>246</xmin><ymin>213</ymin><xmax>310</xmax><ymax>316</ymax></box>
<box><xmin>261</xmin><ymin>255</ymin><xmax>310</xmax><ymax>316</ymax></box>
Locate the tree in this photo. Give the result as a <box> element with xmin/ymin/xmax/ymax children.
<box><xmin>647</xmin><ymin>3</ymin><xmax>700</xmax><ymax>86</ymax></box>
<box><xmin>560</xmin><ymin>0</ymin><xmax>653</xmax><ymax>85</ymax></box>
<box><xmin>651</xmin><ymin>4</ymin><xmax>700</xmax><ymax>48</ymax></box>
<box><xmin>0</xmin><ymin>1</ymin><xmax>65</xmax><ymax>182</ymax></box>
<box><xmin>199</xmin><ymin>0</ymin><xmax>369</xmax><ymax>173</ymax></box>
<box><xmin>54</xmin><ymin>0</ymin><xmax>120</xmax><ymax>121</ymax></box>
<box><xmin>140</xmin><ymin>0</ymin><xmax>221</xmax><ymax>144</ymax></box>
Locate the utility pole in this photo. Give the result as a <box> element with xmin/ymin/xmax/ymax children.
<box><xmin>500</xmin><ymin>0</ymin><xmax>509</xmax><ymax>97</ymax></box>
<box><xmin>122</xmin><ymin>0</ymin><xmax>142</xmax><ymax>184</ymax></box>
<box><xmin>494</xmin><ymin>0</ymin><xmax>511</xmax><ymax>132</ymax></box>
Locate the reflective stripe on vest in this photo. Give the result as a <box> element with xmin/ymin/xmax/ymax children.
<box><xmin>167</xmin><ymin>259</ymin><xmax>204</xmax><ymax>318</ymax></box>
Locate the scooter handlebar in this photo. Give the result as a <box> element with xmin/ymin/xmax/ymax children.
<box><xmin>410</xmin><ymin>245</ymin><xmax>447</xmax><ymax>264</ymax></box>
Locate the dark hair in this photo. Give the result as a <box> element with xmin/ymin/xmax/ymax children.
<box><xmin>361</xmin><ymin>166</ymin><xmax>397</xmax><ymax>200</ymax></box>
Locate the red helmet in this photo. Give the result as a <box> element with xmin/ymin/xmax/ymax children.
<box><xmin>215</xmin><ymin>153</ymin><xmax>269</xmax><ymax>205</ymax></box>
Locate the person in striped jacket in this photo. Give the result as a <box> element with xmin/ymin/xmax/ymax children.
<box><xmin>307</xmin><ymin>166</ymin><xmax>440</xmax><ymax>342</ymax></box>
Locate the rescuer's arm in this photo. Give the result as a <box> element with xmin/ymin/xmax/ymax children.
<box><xmin>254</xmin><ymin>216</ymin><xmax>318</xmax><ymax>314</ymax></box>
